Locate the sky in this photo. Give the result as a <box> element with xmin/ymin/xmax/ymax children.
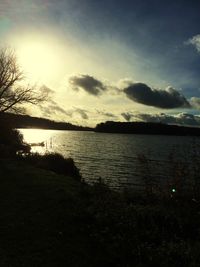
<box><xmin>0</xmin><ymin>0</ymin><xmax>200</xmax><ymax>126</ymax></box>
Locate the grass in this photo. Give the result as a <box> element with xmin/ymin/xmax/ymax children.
<box><xmin>1</xmin><ymin>159</ymin><xmax>200</xmax><ymax>266</ymax></box>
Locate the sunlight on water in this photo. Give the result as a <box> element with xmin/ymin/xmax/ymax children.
<box><xmin>19</xmin><ymin>129</ymin><xmax>56</xmax><ymax>154</ymax></box>
<box><xmin>20</xmin><ymin>129</ymin><xmax>55</xmax><ymax>143</ymax></box>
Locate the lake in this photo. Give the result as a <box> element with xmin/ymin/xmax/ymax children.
<box><xmin>20</xmin><ymin>129</ymin><xmax>200</xmax><ymax>191</ymax></box>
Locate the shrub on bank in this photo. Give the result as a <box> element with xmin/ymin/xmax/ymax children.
<box><xmin>0</xmin><ymin>125</ymin><xmax>81</xmax><ymax>181</ymax></box>
<box><xmin>19</xmin><ymin>152</ymin><xmax>82</xmax><ymax>181</ymax></box>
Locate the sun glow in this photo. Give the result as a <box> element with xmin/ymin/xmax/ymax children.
<box><xmin>16</xmin><ymin>37</ymin><xmax>64</xmax><ymax>85</ymax></box>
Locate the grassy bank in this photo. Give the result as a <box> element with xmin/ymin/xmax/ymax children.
<box><xmin>1</xmin><ymin>159</ymin><xmax>200</xmax><ymax>267</ymax></box>
<box><xmin>0</xmin><ymin>159</ymin><xmax>93</xmax><ymax>266</ymax></box>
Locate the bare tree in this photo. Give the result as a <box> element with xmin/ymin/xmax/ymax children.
<box><xmin>0</xmin><ymin>48</ymin><xmax>46</xmax><ymax>113</ymax></box>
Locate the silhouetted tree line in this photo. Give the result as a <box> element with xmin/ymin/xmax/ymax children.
<box><xmin>0</xmin><ymin>113</ymin><xmax>92</xmax><ymax>131</ymax></box>
<box><xmin>95</xmin><ymin>121</ymin><xmax>200</xmax><ymax>136</ymax></box>
<box><xmin>2</xmin><ymin>114</ymin><xmax>200</xmax><ymax>136</ymax></box>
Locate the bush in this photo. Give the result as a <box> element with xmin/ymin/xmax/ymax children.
<box><xmin>20</xmin><ymin>152</ymin><xmax>82</xmax><ymax>181</ymax></box>
<box><xmin>0</xmin><ymin>125</ymin><xmax>30</xmax><ymax>157</ymax></box>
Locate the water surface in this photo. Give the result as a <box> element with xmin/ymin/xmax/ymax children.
<box><xmin>20</xmin><ymin>129</ymin><xmax>199</xmax><ymax>190</ymax></box>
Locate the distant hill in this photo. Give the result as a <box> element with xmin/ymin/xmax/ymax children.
<box><xmin>95</xmin><ymin>121</ymin><xmax>200</xmax><ymax>136</ymax></box>
<box><xmin>0</xmin><ymin>113</ymin><xmax>93</xmax><ymax>131</ymax></box>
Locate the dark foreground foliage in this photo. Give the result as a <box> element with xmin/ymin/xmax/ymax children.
<box><xmin>1</xmin><ymin>160</ymin><xmax>200</xmax><ymax>267</ymax></box>
<box><xmin>85</xmin><ymin>184</ymin><xmax>200</xmax><ymax>267</ymax></box>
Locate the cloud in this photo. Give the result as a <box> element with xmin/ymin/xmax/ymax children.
<box><xmin>74</xmin><ymin>108</ymin><xmax>88</xmax><ymax>119</ymax></box>
<box><xmin>96</xmin><ymin>110</ymin><xmax>117</xmax><ymax>118</ymax></box>
<box><xmin>175</xmin><ymin>113</ymin><xmax>200</xmax><ymax>126</ymax></box>
<box><xmin>190</xmin><ymin>97</ymin><xmax>200</xmax><ymax>109</ymax></box>
<box><xmin>186</xmin><ymin>34</ymin><xmax>200</xmax><ymax>53</ymax></box>
<box><xmin>39</xmin><ymin>101</ymin><xmax>89</xmax><ymax>120</ymax></box>
<box><xmin>36</xmin><ymin>85</ymin><xmax>71</xmax><ymax>119</ymax></box>
<box><xmin>39</xmin><ymin>99</ymin><xmax>71</xmax><ymax>118</ymax></box>
<box><xmin>69</xmin><ymin>74</ymin><xmax>107</xmax><ymax>96</ymax></box>
<box><xmin>123</xmin><ymin>83</ymin><xmax>190</xmax><ymax>109</ymax></box>
<box><xmin>37</xmin><ymin>85</ymin><xmax>55</xmax><ymax>104</ymax></box>
<box><xmin>117</xmin><ymin>78</ymin><xmax>134</xmax><ymax>89</ymax></box>
<box><xmin>39</xmin><ymin>85</ymin><xmax>55</xmax><ymax>95</ymax></box>
<box><xmin>121</xmin><ymin>112</ymin><xmax>200</xmax><ymax>126</ymax></box>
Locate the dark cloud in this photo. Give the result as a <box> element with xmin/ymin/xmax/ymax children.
<box><xmin>121</xmin><ymin>112</ymin><xmax>132</xmax><ymax>122</ymax></box>
<box><xmin>121</xmin><ymin>112</ymin><xmax>200</xmax><ymax>126</ymax></box>
<box><xmin>124</xmin><ymin>83</ymin><xmax>190</xmax><ymax>109</ymax></box>
<box><xmin>68</xmin><ymin>76</ymin><xmax>192</xmax><ymax>111</ymax></box>
<box><xmin>69</xmin><ymin>74</ymin><xmax>106</xmax><ymax>96</ymax></box>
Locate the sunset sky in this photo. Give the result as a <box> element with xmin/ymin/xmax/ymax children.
<box><xmin>0</xmin><ymin>0</ymin><xmax>200</xmax><ymax>126</ymax></box>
